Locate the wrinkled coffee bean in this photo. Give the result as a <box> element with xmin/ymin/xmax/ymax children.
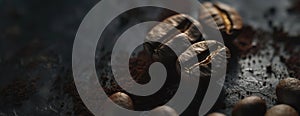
<box><xmin>207</xmin><ymin>112</ymin><xmax>226</xmax><ymax>116</ymax></box>
<box><xmin>177</xmin><ymin>40</ymin><xmax>230</xmax><ymax>79</ymax></box>
<box><xmin>232</xmin><ymin>96</ymin><xmax>267</xmax><ymax>116</ymax></box>
<box><xmin>265</xmin><ymin>104</ymin><xmax>299</xmax><ymax>116</ymax></box>
<box><xmin>109</xmin><ymin>92</ymin><xmax>134</xmax><ymax>110</ymax></box>
<box><xmin>276</xmin><ymin>77</ymin><xmax>300</xmax><ymax>112</ymax></box>
<box><xmin>200</xmin><ymin>2</ymin><xmax>243</xmax><ymax>39</ymax></box>
<box><xmin>145</xmin><ymin>14</ymin><xmax>204</xmax><ymax>58</ymax></box>
<box><xmin>151</xmin><ymin>33</ymin><xmax>195</xmax><ymax>64</ymax></box>
<box><xmin>146</xmin><ymin>14</ymin><xmax>203</xmax><ymax>44</ymax></box>
<box><xmin>148</xmin><ymin>105</ymin><xmax>179</xmax><ymax>116</ymax></box>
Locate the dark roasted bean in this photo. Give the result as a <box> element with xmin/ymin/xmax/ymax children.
<box><xmin>146</xmin><ymin>14</ymin><xmax>203</xmax><ymax>43</ymax></box>
<box><xmin>177</xmin><ymin>40</ymin><xmax>230</xmax><ymax>79</ymax></box>
<box><xmin>265</xmin><ymin>104</ymin><xmax>299</xmax><ymax>116</ymax></box>
<box><xmin>109</xmin><ymin>92</ymin><xmax>134</xmax><ymax>110</ymax></box>
<box><xmin>151</xmin><ymin>33</ymin><xmax>194</xmax><ymax>63</ymax></box>
<box><xmin>200</xmin><ymin>2</ymin><xmax>243</xmax><ymax>39</ymax></box>
<box><xmin>232</xmin><ymin>96</ymin><xmax>267</xmax><ymax>116</ymax></box>
<box><xmin>145</xmin><ymin>14</ymin><xmax>204</xmax><ymax>57</ymax></box>
<box><xmin>276</xmin><ymin>77</ymin><xmax>300</xmax><ymax>112</ymax></box>
<box><xmin>207</xmin><ymin>112</ymin><xmax>226</xmax><ymax>116</ymax></box>
<box><xmin>148</xmin><ymin>105</ymin><xmax>179</xmax><ymax>116</ymax></box>
<box><xmin>100</xmin><ymin>92</ymin><xmax>134</xmax><ymax>116</ymax></box>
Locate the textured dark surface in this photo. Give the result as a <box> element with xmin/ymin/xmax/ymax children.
<box><xmin>0</xmin><ymin>0</ymin><xmax>300</xmax><ymax>116</ymax></box>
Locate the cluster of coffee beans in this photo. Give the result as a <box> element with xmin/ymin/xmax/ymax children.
<box><xmin>104</xmin><ymin>1</ymin><xmax>241</xmax><ymax>115</ymax></box>
<box><xmin>211</xmin><ymin>77</ymin><xmax>300</xmax><ymax>116</ymax></box>
<box><xmin>104</xmin><ymin>92</ymin><xmax>179</xmax><ymax>116</ymax></box>
<box><xmin>103</xmin><ymin>1</ymin><xmax>299</xmax><ymax>116</ymax></box>
<box><xmin>231</xmin><ymin>78</ymin><xmax>300</xmax><ymax>116</ymax></box>
<box><xmin>276</xmin><ymin>78</ymin><xmax>300</xmax><ymax>113</ymax></box>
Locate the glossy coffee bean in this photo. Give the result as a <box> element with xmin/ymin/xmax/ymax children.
<box><xmin>200</xmin><ymin>2</ymin><xmax>243</xmax><ymax>39</ymax></box>
<box><xmin>265</xmin><ymin>104</ymin><xmax>299</xmax><ymax>116</ymax></box>
<box><xmin>177</xmin><ymin>40</ymin><xmax>230</xmax><ymax>79</ymax></box>
<box><xmin>146</xmin><ymin>14</ymin><xmax>203</xmax><ymax>46</ymax></box>
<box><xmin>276</xmin><ymin>77</ymin><xmax>300</xmax><ymax>112</ymax></box>
<box><xmin>145</xmin><ymin>14</ymin><xmax>204</xmax><ymax>59</ymax></box>
<box><xmin>232</xmin><ymin>96</ymin><xmax>267</xmax><ymax>116</ymax></box>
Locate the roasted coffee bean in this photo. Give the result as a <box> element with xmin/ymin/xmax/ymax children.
<box><xmin>207</xmin><ymin>112</ymin><xmax>226</xmax><ymax>116</ymax></box>
<box><xmin>276</xmin><ymin>77</ymin><xmax>300</xmax><ymax>112</ymax></box>
<box><xmin>200</xmin><ymin>2</ymin><xmax>242</xmax><ymax>39</ymax></box>
<box><xmin>174</xmin><ymin>40</ymin><xmax>229</xmax><ymax>115</ymax></box>
<box><xmin>148</xmin><ymin>105</ymin><xmax>179</xmax><ymax>116</ymax></box>
<box><xmin>177</xmin><ymin>40</ymin><xmax>230</xmax><ymax>79</ymax></box>
<box><xmin>109</xmin><ymin>92</ymin><xmax>134</xmax><ymax>110</ymax></box>
<box><xmin>232</xmin><ymin>96</ymin><xmax>267</xmax><ymax>116</ymax></box>
<box><xmin>145</xmin><ymin>14</ymin><xmax>204</xmax><ymax>57</ymax></box>
<box><xmin>265</xmin><ymin>104</ymin><xmax>299</xmax><ymax>116</ymax></box>
<box><xmin>100</xmin><ymin>92</ymin><xmax>134</xmax><ymax>116</ymax></box>
<box><xmin>146</xmin><ymin>14</ymin><xmax>203</xmax><ymax>44</ymax></box>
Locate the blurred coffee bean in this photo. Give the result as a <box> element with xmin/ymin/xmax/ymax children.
<box><xmin>109</xmin><ymin>92</ymin><xmax>134</xmax><ymax>110</ymax></box>
<box><xmin>200</xmin><ymin>2</ymin><xmax>243</xmax><ymax>39</ymax></box>
<box><xmin>207</xmin><ymin>112</ymin><xmax>226</xmax><ymax>116</ymax></box>
<box><xmin>232</xmin><ymin>96</ymin><xmax>267</xmax><ymax>116</ymax></box>
<box><xmin>148</xmin><ymin>105</ymin><xmax>179</xmax><ymax>116</ymax></box>
<box><xmin>265</xmin><ymin>104</ymin><xmax>299</xmax><ymax>116</ymax></box>
<box><xmin>287</xmin><ymin>55</ymin><xmax>300</xmax><ymax>79</ymax></box>
<box><xmin>288</xmin><ymin>0</ymin><xmax>300</xmax><ymax>13</ymax></box>
<box><xmin>276</xmin><ymin>77</ymin><xmax>300</xmax><ymax>112</ymax></box>
<box><xmin>233</xmin><ymin>26</ymin><xmax>257</xmax><ymax>53</ymax></box>
<box><xmin>100</xmin><ymin>92</ymin><xmax>134</xmax><ymax>116</ymax></box>
<box><xmin>5</xmin><ymin>25</ymin><xmax>22</xmax><ymax>39</ymax></box>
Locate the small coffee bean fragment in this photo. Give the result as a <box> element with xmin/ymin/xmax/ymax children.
<box><xmin>265</xmin><ymin>104</ymin><xmax>299</xmax><ymax>116</ymax></box>
<box><xmin>148</xmin><ymin>105</ymin><xmax>179</xmax><ymax>116</ymax></box>
<box><xmin>233</xmin><ymin>26</ymin><xmax>256</xmax><ymax>53</ymax></box>
<box><xmin>109</xmin><ymin>92</ymin><xmax>134</xmax><ymax>110</ymax></box>
<box><xmin>207</xmin><ymin>112</ymin><xmax>226</xmax><ymax>116</ymax></box>
<box><xmin>276</xmin><ymin>77</ymin><xmax>300</xmax><ymax>112</ymax></box>
<box><xmin>232</xmin><ymin>96</ymin><xmax>267</xmax><ymax>116</ymax></box>
<box><xmin>200</xmin><ymin>2</ymin><xmax>243</xmax><ymax>39</ymax></box>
